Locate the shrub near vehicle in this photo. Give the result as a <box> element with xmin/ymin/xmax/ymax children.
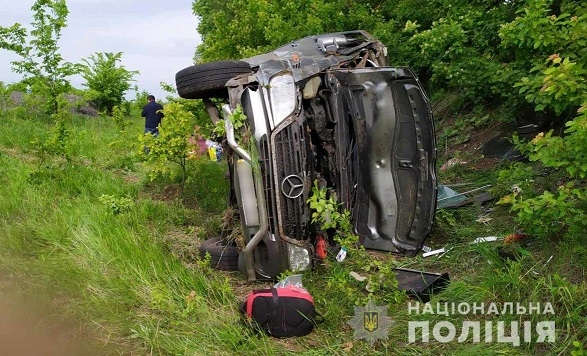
<box><xmin>176</xmin><ymin>31</ymin><xmax>437</xmax><ymax>281</ymax></box>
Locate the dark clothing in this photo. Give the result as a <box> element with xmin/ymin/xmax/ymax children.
<box><xmin>141</xmin><ymin>101</ymin><xmax>164</xmax><ymax>130</ymax></box>
<box><xmin>144</xmin><ymin>127</ymin><xmax>159</xmax><ymax>136</ymax></box>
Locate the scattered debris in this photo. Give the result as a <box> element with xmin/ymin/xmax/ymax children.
<box><xmin>437</xmin><ymin>185</ymin><xmax>468</xmax><ymax>208</ymax></box>
<box><xmin>394</xmin><ymin>268</ymin><xmax>450</xmax><ymax>303</ymax></box>
<box><xmin>511</xmin><ymin>184</ymin><xmax>522</xmax><ymax>194</ymax></box>
<box><xmin>440</xmin><ymin>158</ymin><xmax>468</xmax><ymax>171</ymax></box>
<box><xmin>481</xmin><ymin>136</ymin><xmax>523</xmax><ymax>161</ymax></box>
<box><xmin>475</xmin><ymin>214</ymin><xmax>493</xmax><ymax>225</ymax></box>
<box><xmin>349</xmin><ymin>271</ymin><xmax>367</xmax><ymax>282</ymax></box>
<box><xmin>423</xmin><ymin>248</ymin><xmax>446</xmax><ymax>258</ymax></box>
<box><xmin>470</xmin><ymin>236</ymin><xmax>502</xmax><ymax>244</ymax></box>
<box><xmin>504</xmin><ymin>232</ymin><xmax>527</xmax><ymax>244</ymax></box>
<box><xmin>336</xmin><ymin>247</ymin><xmax>348</xmax><ymax>262</ymax></box>
<box><xmin>437</xmin><ymin>184</ymin><xmax>492</xmax><ymax>209</ymax></box>
<box><xmin>421</xmin><ymin>245</ymin><xmax>433</xmax><ymax>253</ymax></box>
<box><xmin>437</xmin><ymin>248</ymin><xmax>453</xmax><ymax>259</ymax></box>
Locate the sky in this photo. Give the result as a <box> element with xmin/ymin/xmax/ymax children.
<box><xmin>0</xmin><ymin>0</ymin><xmax>201</xmax><ymax>101</ymax></box>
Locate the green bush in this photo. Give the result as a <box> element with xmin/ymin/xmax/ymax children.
<box><xmin>138</xmin><ymin>102</ymin><xmax>196</xmax><ymax>189</ymax></box>
<box><xmin>81</xmin><ymin>52</ymin><xmax>138</xmax><ymax>114</ymax></box>
<box><xmin>498</xmin><ymin>112</ymin><xmax>587</xmax><ymax>239</ymax></box>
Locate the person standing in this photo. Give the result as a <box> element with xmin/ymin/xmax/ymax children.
<box><xmin>141</xmin><ymin>95</ymin><xmax>164</xmax><ymax>136</ymax></box>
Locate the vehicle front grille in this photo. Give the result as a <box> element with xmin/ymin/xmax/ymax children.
<box><xmin>272</xmin><ymin>120</ymin><xmax>308</xmax><ymax>240</ymax></box>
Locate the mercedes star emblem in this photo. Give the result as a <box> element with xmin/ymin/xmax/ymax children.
<box><xmin>281</xmin><ymin>174</ymin><xmax>304</xmax><ymax>199</ymax></box>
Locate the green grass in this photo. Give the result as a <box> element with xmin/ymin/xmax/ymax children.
<box><xmin>0</xmin><ymin>108</ymin><xmax>585</xmax><ymax>355</ymax></box>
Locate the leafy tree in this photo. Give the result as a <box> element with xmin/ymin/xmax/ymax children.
<box><xmin>160</xmin><ymin>81</ymin><xmax>217</xmax><ymax>137</ymax></box>
<box><xmin>0</xmin><ymin>0</ymin><xmax>81</xmax><ymax>116</ymax></box>
<box><xmin>81</xmin><ymin>52</ymin><xmax>138</xmax><ymax>114</ymax></box>
<box><xmin>405</xmin><ymin>1</ymin><xmax>524</xmax><ymax>108</ymax></box>
<box><xmin>500</xmin><ymin>0</ymin><xmax>587</xmax><ymax>115</ymax></box>
<box><xmin>138</xmin><ymin>102</ymin><xmax>197</xmax><ymax>190</ymax></box>
<box><xmin>496</xmin><ymin>0</ymin><xmax>587</xmax><ymax>240</ymax></box>
<box><xmin>192</xmin><ymin>0</ymin><xmax>393</xmax><ymax>61</ymax></box>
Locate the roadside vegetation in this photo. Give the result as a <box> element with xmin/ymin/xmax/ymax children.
<box><xmin>0</xmin><ymin>0</ymin><xmax>585</xmax><ymax>355</ymax></box>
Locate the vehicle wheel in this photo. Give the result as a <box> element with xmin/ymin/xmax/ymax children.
<box><xmin>175</xmin><ymin>61</ymin><xmax>252</xmax><ymax>99</ymax></box>
<box><xmin>199</xmin><ymin>237</ymin><xmax>240</xmax><ymax>271</ymax></box>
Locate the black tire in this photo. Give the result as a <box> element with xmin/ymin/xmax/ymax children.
<box><xmin>175</xmin><ymin>60</ymin><xmax>252</xmax><ymax>99</ymax></box>
<box><xmin>199</xmin><ymin>236</ymin><xmax>240</xmax><ymax>271</ymax></box>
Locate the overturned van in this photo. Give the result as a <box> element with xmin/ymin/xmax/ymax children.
<box><xmin>176</xmin><ymin>30</ymin><xmax>437</xmax><ymax>281</ymax></box>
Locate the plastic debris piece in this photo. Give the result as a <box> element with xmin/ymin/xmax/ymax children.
<box><xmin>503</xmin><ymin>232</ymin><xmax>527</xmax><ymax>244</ymax></box>
<box><xmin>437</xmin><ymin>184</ymin><xmax>493</xmax><ymax>209</ymax></box>
<box><xmin>436</xmin><ymin>185</ymin><xmax>468</xmax><ymax>209</ymax></box>
<box><xmin>421</xmin><ymin>245</ymin><xmax>432</xmax><ymax>253</ymax></box>
<box><xmin>336</xmin><ymin>247</ymin><xmax>347</xmax><ymax>262</ymax></box>
<box><xmin>315</xmin><ymin>235</ymin><xmax>327</xmax><ymax>259</ymax></box>
<box><xmin>423</xmin><ymin>248</ymin><xmax>445</xmax><ymax>258</ymax></box>
<box><xmin>349</xmin><ymin>271</ymin><xmax>367</xmax><ymax>282</ymax></box>
<box><xmin>394</xmin><ymin>268</ymin><xmax>450</xmax><ymax>303</ymax></box>
<box><xmin>470</xmin><ymin>236</ymin><xmax>502</xmax><ymax>244</ymax></box>
<box><xmin>274</xmin><ymin>274</ymin><xmax>306</xmax><ymax>290</ymax></box>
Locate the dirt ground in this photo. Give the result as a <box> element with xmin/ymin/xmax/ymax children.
<box><xmin>0</xmin><ymin>270</ymin><xmax>123</xmax><ymax>356</ymax></box>
<box><xmin>0</xmin><ymin>293</ymin><xmax>93</xmax><ymax>355</ymax></box>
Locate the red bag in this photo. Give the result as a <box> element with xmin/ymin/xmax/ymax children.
<box><xmin>241</xmin><ymin>285</ymin><xmax>322</xmax><ymax>337</ymax></box>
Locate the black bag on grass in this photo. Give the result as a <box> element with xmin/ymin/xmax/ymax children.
<box><xmin>240</xmin><ymin>285</ymin><xmax>323</xmax><ymax>338</ymax></box>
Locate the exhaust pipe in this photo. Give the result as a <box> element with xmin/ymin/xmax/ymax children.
<box><xmin>223</xmin><ymin>104</ymin><xmax>251</xmax><ymax>163</ymax></box>
<box><xmin>222</xmin><ymin>104</ymin><xmax>267</xmax><ymax>281</ymax></box>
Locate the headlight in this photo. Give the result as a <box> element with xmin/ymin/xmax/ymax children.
<box><xmin>269</xmin><ymin>74</ymin><xmax>296</xmax><ymax>127</ymax></box>
<box><xmin>287</xmin><ymin>244</ymin><xmax>311</xmax><ymax>272</ymax></box>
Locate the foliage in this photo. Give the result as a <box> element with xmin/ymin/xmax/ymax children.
<box><xmin>0</xmin><ymin>82</ymin><xmax>12</xmax><ymax>112</ymax></box>
<box><xmin>98</xmin><ymin>194</ymin><xmax>135</xmax><ymax>214</ymax></box>
<box><xmin>129</xmin><ymin>86</ymin><xmax>149</xmax><ymax>114</ymax></box>
<box><xmin>183</xmin><ymin>159</ymin><xmax>229</xmax><ymax>213</ymax></box>
<box><xmin>494</xmin><ymin>0</ymin><xmax>587</xmax><ymax>240</ymax></box>
<box><xmin>81</xmin><ymin>52</ymin><xmax>138</xmax><ymax>114</ymax></box>
<box><xmin>138</xmin><ymin>102</ymin><xmax>196</xmax><ymax>190</ymax></box>
<box><xmin>307</xmin><ymin>182</ymin><xmax>403</xmax><ymax>307</ymax></box>
<box><xmin>192</xmin><ymin>0</ymin><xmax>398</xmax><ymax>61</ymax></box>
<box><xmin>160</xmin><ymin>81</ymin><xmax>218</xmax><ymax>138</ymax></box>
<box><xmin>500</xmin><ymin>0</ymin><xmax>587</xmax><ymax>115</ymax></box>
<box><xmin>523</xmin><ymin>115</ymin><xmax>587</xmax><ymax>179</ymax></box>
<box><xmin>111</xmin><ymin>105</ymin><xmax>128</xmax><ymax>133</ymax></box>
<box><xmin>34</xmin><ymin>119</ymin><xmax>72</xmax><ymax>162</ymax></box>
<box><xmin>159</xmin><ymin>81</ymin><xmax>177</xmax><ymax>102</ymax></box>
<box><xmin>0</xmin><ymin>0</ymin><xmax>81</xmax><ymax>116</ymax></box>
<box><xmin>307</xmin><ymin>182</ymin><xmax>355</xmax><ymax>247</ymax></box>
<box><xmin>572</xmin><ymin>341</ymin><xmax>586</xmax><ymax>356</ymax></box>
<box><xmin>212</xmin><ymin>104</ymin><xmax>246</xmax><ymax>138</ymax></box>
<box><xmin>406</xmin><ymin>1</ymin><xmax>523</xmax><ymax>108</ymax></box>
<box><xmin>497</xmin><ymin>112</ymin><xmax>587</xmax><ymax>239</ymax></box>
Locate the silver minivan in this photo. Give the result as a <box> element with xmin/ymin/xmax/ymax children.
<box><xmin>176</xmin><ymin>30</ymin><xmax>437</xmax><ymax>281</ymax></box>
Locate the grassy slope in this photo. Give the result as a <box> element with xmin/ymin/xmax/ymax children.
<box><xmin>0</xmin><ymin>110</ymin><xmax>585</xmax><ymax>355</ymax></box>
